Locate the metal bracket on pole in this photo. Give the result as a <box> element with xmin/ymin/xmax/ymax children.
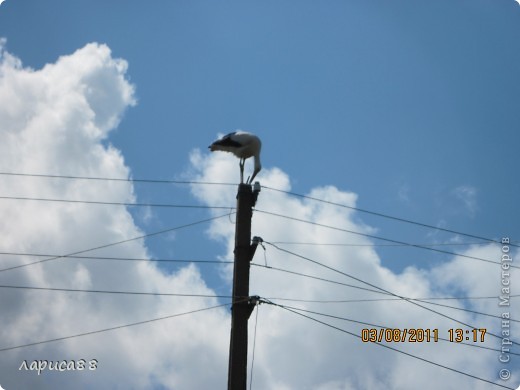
<box><xmin>252</xmin><ymin>181</ymin><xmax>261</xmax><ymax>206</ymax></box>
<box><xmin>250</xmin><ymin>236</ymin><xmax>263</xmax><ymax>262</ymax></box>
<box><xmin>247</xmin><ymin>295</ymin><xmax>261</xmax><ymax>319</ymax></box>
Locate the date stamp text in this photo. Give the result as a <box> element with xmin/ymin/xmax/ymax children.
<box><xmin>361</xmin><ymin>328</ymin><xmax>487</xmax><ymax>343</ymax></box>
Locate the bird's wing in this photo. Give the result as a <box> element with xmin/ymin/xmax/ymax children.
<box><xmin>211</xmin><ymin>132</ymin><xmax>242</xmax><ymax>148</ymax></box>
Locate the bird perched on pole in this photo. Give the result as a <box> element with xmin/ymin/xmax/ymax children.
<box><xmin>209</xmin><ymin>131</ymin><xmax>262</xmax><ymax>184</ymax></box>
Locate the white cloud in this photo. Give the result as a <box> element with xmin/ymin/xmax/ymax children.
<box><xmin>0</xmin><ymin>41</ymin><xmax>516</xmax><ymax>390</ymax></box>
<box><xmin>190</xmin><ymin>145</ymin><xmax>518</xmax><ymax>389</ymax></box>
<box><xmin>0</xmin><ymin>40</ymin><xmax>230</xmax><ymax>390</ymax></box>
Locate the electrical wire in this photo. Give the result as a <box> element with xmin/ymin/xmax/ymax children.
<box><xmin>267</xmin><ymin>301</ymin><xmax>520</xmax><ymax>357</ymax></box>
<box><xmin>0</xmin><ymin>251</ymin><xmax>233</xmax><ymax>265</ymax></box>
<box><xmin>1</xmin><ymin>198</ymin><xmax>508</xmax><ymax>268</ymax></box>
<box><xmin>405</xmin><ymin>298</ymin><xmax>519</xmax><ymax>323</ymax></box>
<box><xmin>0</xmin><ymin>212</ymin><xmax>235</xmax><ymax>273</ymax></box>
<box><xmin>252</xmin><ymin>263</ymin><xmax>397</xmax><ymax>296</ymax></box>
<box><xmin>0</xmin><ymin>193</ymin><xmax>512</xmax><ymax>269</ymax></box>
<box><xmin>0</xmin><ymin>172</ymin><xmax>236</xmax><ymax>186</ymax></box>
<box><xmin>0</xmin><ymin>195</ymin><xmax>235</xmax><ymax>210</ymax></box>
<box><xmin>1</xmin><ymin>250</ymin><xmax>382</xmax><ymax>296</ymax></box>
<box><xmin>1</xmin><ymin>280</ymin><xmax>512</xmax><ymax>326</ymax></box>
<box><xmin>249</xmin><ymin>302</ymin><xmax>260</xmax><ymax>390</ymax></box>
<box><xmin>3</xmin><ymin>171</ymin><xmax>516</xmax><ymax>386</ymax></box>
<box><xmin>254</xmin><ymin>263</ymin><xmax>519</xmax><ymax>319</ymax></box>
<box><xmin>1</xmin><ymin>171</ymin><xmax>516</xmax><ymax>247</ymax></box>
<box><xmin>255</xmin><ymin>263</ymin><xmax>520</xmax><ymax>338</ymax></box>
<box><xmin>263</xmin><ymin>294</ymin><xmax>520</xmax><ymax>304</ymax></box>
<box><xmin>0</xmin><ymin>285</ymin><xmax>235</xmax><ymax>299</ymax></box>
<box><xmin>0</xmin><ymin>300</ymin><xmax>239</xmax><ymax>353</ymax></box>
<box><xmin>263</xmin><ymin>186</ymin><xmax>519</xmax><ymax>248</ymax></box>
<box><xmin>265</xmin><ymin>300</ymin><xmax>516</xmax><ymax>390</ymax></box>
<box><xmin>264</xmin><ymin>242</ymin><xmax>516</xmax><ymax>344</ymax></box>
<box><xmin>270</xmin><ymin>241</ymin><xmax>486</xmax><ymax>247</ymax></box>
<box><xmin>2</xmin><ymin>250</ymin><xmax>512</xmax><ymax>322</ymax></box>
<box><xmin>2</xmin><ymin>252</ymin><xmax>512</xmax><ymax>322</ymax></box>
<box><xmin>0</xmin><ymin>251</ymin><xmax>512</xmax><ymax>307</ymax></box>
<box><xmin>263</xmin><ymin>295</ymin><xmax>519</xmax><ymax>323</ymax></box>
<box><xmin>256</xmin><ymin>210</ymin><xmax>519</xmax><ymax>269</ymax></box>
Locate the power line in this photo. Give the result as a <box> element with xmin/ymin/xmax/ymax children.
<box><xmin>264</xmin><ymin>294</ymin><xmax>520</xmax><ymax>304</ymax></box>
<box><xmin>1</xmin><ymin>277</ymin><xmax>509</xmax><ymax>324</ymax></box>
<box><xmin>263</xmin><ymin>186</ymin><xmax>519</xmax><ymax>248</ymax></box>
<box><xmin>263</xmin><ymin>293</ymin><xmax>518</xmax><ymax>324</ymax></box>
<box><xmin>1</xmin><ymin>250</ymin><xmax>381</xmax><ymax>295</ymax></box>
<box><xmin>254</xmin><ymin>264</ymin><xmax>520</xmax><ymax>320</ymax></box>
<box><xmin>270</xmin><ymin>302</ymin><xmax>520</xmax><ymax>357</ymax></box>
<box><xmin>409</xmin><ymin>297</ymin><xmax>519</xmax><ymax>323</ymax></box>
<box><xmin>3</xmin><ymin>196</ymin><xmax>490</xmax><ymax>251</ymax></box>
<box><xmin>0</xmin><ymin>195</ymin><xmax>235</xmax><ymax>210</ymax></box>
<box><xmin>0</xmin><ymin>301</ymin><xmax>237</xmax><ymax>353</ymax></box>
<box><xmin>264</xmin><ymin>242</ymin><xmax>516</xmax><ymax>344</ymax></box>
<box><xmin>256</xmin><ymin>210</ymin><xmax>519</xmax><ymax>269</ymax></box>
<box><xmin>270</xmin><ymin>241</ymin><xmax>486</xmax><ymax>247</ymax></box>
<box><xmin>2</xmin><ymin>251</ymin><xmax>512</xmax><ymax>322</ymax></box>
<box><xmin>5</xmin><ymin>171</ymin><xmax>514</xmax><ymax>387</ymax></box>
<box><xmin>253</xmin><ymin>264</ymin><xmax>518</xmax><ymax>305</ymax></box>
<box><xmin>1</xmin><ymin>278</ymin><xmax>512</xmax><ymax>325</ymax></box>
<box><xmin>0</xmin><ymin>251</ymin><xmax>233</xmax><ymax>265</ymax></box>
<box><xmin>4</xmin><ymin>249</ymin><xmax>502</xmax><ymax>299</ymax></box>
<box><xmin>2</xmin><ymin>171</ymin><xmax>515</xmax><ymax>247</ymax></box>
<box><xmin>0</xmin><ymin>212</ymin><xmax>235</xmax><ymax>273</ymax></box>
<box><xmin>0</xmin><ymin>172</ymin><xmax>236</xmax><ymax>186</ymax></box>
<box><xmin>266</xmin><ymin>300</ymin><xmax>516</xmax><ymax>390</ymax></box>
<box><xmin>1</xmin><ymin>250</ymin><xmax>511</xmax><ymax>303</ymax></box>
<box><xmin>3</xmin><ymin>281</ymin><xmax>514</xmax><ymax>361</ymax></box>
<box><xmin>0</xmin><ymin>285</ymin><xmax>234</xmax><ymax>299</ymax></box>
<box><xmin>256</xmin><ymin>261</ymin><xmax>518</xmax><ymax>322</ymax></box>
<box><xmin>249</xmin><ymin>303</ymin><xmax>260</xmax><ymax>390</ymax></box>
<box><xmin>1</xmin><ymin>199</ymin><xmax>508</xmax><ymax>268</ymax></box>
<box><xmin>252</xmin><ymin>263</ymin><xmax>393</xmax><ymax>296</ymax></box>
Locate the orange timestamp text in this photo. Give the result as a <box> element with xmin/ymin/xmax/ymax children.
<box><xmin>361</xmin><ymin>328</ymin><xmax>487</xmax><ymax>343</ymax></box>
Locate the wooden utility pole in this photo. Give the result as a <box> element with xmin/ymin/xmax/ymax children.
<box><xmin>227</xmin><ymin>183</ymin><xmax>260</xmax><ymax>390</ymax></box>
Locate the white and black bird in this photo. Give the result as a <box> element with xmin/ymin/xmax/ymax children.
<box><xmin>209</xmin><ymin>131</ymin><xmax>262</xmax><ymax>184</ymax></box>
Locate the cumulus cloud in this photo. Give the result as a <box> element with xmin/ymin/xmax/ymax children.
<box><xmin>0</xmin><ymin>40</ymin><xmax>229</xmax><ymax>390</ymax></box>
<box><xmin>0</xmin><ymin>40</ymin><xmax>517</xmax><ymax>390</ymax></box>
<box><xmin>189</xmin><ymin>148</ymin><xmax>518</xmax><ymax>389</ymax></box>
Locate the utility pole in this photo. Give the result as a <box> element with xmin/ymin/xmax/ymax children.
<box><xmin>227</xmin><ymin>182</ymin><xmax>260</xmax><ymax>390</ymax></box>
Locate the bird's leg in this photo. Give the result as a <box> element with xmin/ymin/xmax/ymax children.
<box><xmin>249</xmin><ymin>169</ymin><xmax>258</xmax><ymax>184</ymax></box>
<box><xmin>239</xmin><ymin>159</ymin><xmax>244</xmax><ymax>183</ymax></box>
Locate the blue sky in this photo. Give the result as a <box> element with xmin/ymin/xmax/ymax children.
<box><xmin>3</xmin><ymin>0</ymin><xmax>519</xmax><ymax>272</ymax></box>
<box><xmin>0</xmin><ymin>1</ymin><xmax>519</xmax><ymax>389</ymax></box>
